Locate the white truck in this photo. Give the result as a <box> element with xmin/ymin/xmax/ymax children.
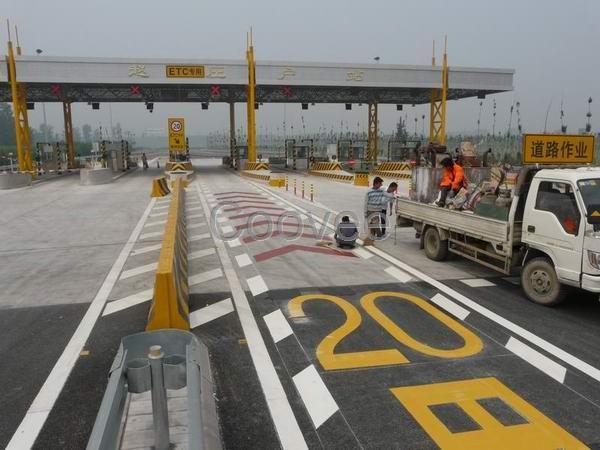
<box><xmin>396</xmin><ymin>166</ymin><xmax>600</xmax><ymax>305</ymax></box>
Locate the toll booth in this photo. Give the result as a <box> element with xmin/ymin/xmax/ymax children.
<box><xmin>99</xmin><ymin>140</ymin><xmax>131</xmax><ymax>172</ymax></box>
<box><xmin>387</xmin><ymin>140</ymin><xmax>421</xmax><ymax>162</ymax></box>
<box><xmin>35</xmin><ymin>142</ymin><xmax>66</xmax><ymax>174</ymax></box>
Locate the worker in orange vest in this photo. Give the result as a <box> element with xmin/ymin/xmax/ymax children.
<box><xmin>437</xmin><ymin>157</ymin><xmax>466</xmax><ymax>207</ymax></box>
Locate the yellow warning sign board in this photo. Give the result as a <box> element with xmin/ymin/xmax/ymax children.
<box><xmin>523</xmin><ymin>134</ymin><xmax>595</xmax><ymax>165</ymax></box>
<box><xmin>168</xmin><ymin>118</ymin><xmax>186</xmax><ymax>152</ymax></box>
<box><xmin>165</xmin><ymin>65</ymin><xmax>204</xmax><ymax>78</ymax></box>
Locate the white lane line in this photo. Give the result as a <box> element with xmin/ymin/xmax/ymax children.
<box><xmin>384</xmin><ymin>266</ymin><xmax>412</xmax><ymax>283</ymax></box>
<box><xmin>149</xmin><ymin>211</ymin><xmax>168</xmax><ymax>218</ymax></box>
<box><xmin>189</xmin><ymin>233</ymin><xmax>211</xmax><ymax>243</ymax></box>
<box><xmin>102</xmin><ymin>289</ymin><xmax>154</xmax><ymax>316</ymax></box>
<box><xmin>235</xmin><ymin>253</ymin><xmax>253</xmax><ymax>268</ymax></box>
<box><xmin>6</xmin><ymin>198</ymin><xmax>157</xmax><ymax>450</ymax></box>
<box><xmin>190</xmin><ymin>298</ymin><xmax>235</xmax><ymax>328</ymax></box>
<box><xmin>506</xmin><ymin>337</ymin><xmax>567</xmax><ymax>384</ymax></box>
<box><xmin>130</xmin><ymin>243</ymin><xmax>162</xmax><ymax>256</ymax></box>
<box><xmin>195</xmin><ymin>183</ymin><xmax>307</xmax><ymax>449</ymax></box>
<box><xmin>247</xmin><ymin>275</ymin><xmax>268</xmax><ymax>297</ymax></box>
<box><xmin>292</xmin><ymin>365</ymin><xmax>339</xmax><ymax>429</ymax></box>
<box><xmin>144</xmin><ymin>220</ymin><xmax>167</xmax><ymax>228</ymax></box>
<box><xmin>252</xmin><ymin>180</ymin><xmax>600</xmax><ymax>384</ymax></box>
<box><xmin>221</xmin><ymin>225</ymin><xmax>234</xmax><ymax>234</ymax></box>
<box><xmin>187</xmin><ymin>200</ymin><xmax>201</xmax><ymax>205</ymax></box>
<box><xmin>227</xmin><ymin>238</ymin><xmax>242</xmax><ymax>248</ymax></box>
<box><xmin>189</xmin><ymin>248</ymin><xmax>216</xmax><ymax>260</ymax></box>
<box><xmin>153</xmin><ymin>205</ymin><xmax>170</xmax><ymax>211</ymax></box>
<box><xmin>189</xmin><ymin>268</ymin><xmax>223</xmax><ymax>285</ymax></box>
<box><xmin>104</xmin><ymin>268</ymin><xmax>224</xmax><ymax>317</ymax></box>
<box><xmin>120</xmin><ymin>262</ymin><xmax>158</xmax><ymax>280</ymax></box>
<box><xmin>139</xmin><ymin>231</ymin><xmax>163</xmax><ymax>240</ymax></box>
<box><xmin>353</xmin><ymin>247</ymin><xmax>373</xmax><ymax>259</ymax></box>
<box><xmin>216</xmin><ymin>216</ymin><xmax>229</xmax><ymax>223</ymax></box>
<box><xmin>188</xmin><ymin>222</ymin><xmax>206</xmax><ymax>230</ymax></box>
<box><xmin>188</xmin><ymin>206</ymin><xmax>202</xmax><ymax>212</ymax></box>
<box><xmin>461</xmin><ymin>278</ymin><xmax>496</xmax><ymax>288</ymax></box>
<box><xmin>430</xmin><ymin>293</ymin><xmax>470</xmax><ymax>321</ymax></box>
<box><xmin>188</xmin><ymin>213</ymin><xmax>204</xmax><ymax>220</ymax></box>
<box><xmin>264</xmin><ymin>309</ymin><xmax>293</xmax><ymax>343</ymax></box>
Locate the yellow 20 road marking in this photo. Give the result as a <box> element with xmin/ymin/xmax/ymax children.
<box><xmin>288</xmin><ymin>292</ymin><xmax>483</xmax><ymax>371</ymax></box>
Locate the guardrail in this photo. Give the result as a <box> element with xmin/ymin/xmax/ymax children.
<box><xmin>147</xmin><ymin>178</ymin><xmax>189</xmax><ymax>330</ymax></box>
<box><xmin>87</xmin><ymin>329</ymin><xmax>221</xmax><ymax>450</ymax></box>
<box><xmin>151</xmin><ymin>176</ymin><xmax>171</xmax><ymax>197</ymax></box>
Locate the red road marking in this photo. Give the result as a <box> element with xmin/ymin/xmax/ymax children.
<box><xmin>253</xmin><ymin>244</ymin><xmax>356</xmax><ymax>262</ymax></box>
<box><xmin>215</xmin><ymin>191</ymin><xmax>265</xmax><ymax>196</ymax></box>
<box><xmin>216</xmin><ymin>195</ymin><xmax>267</xmax><ymax>201</ymax></box>
<box><xmin>242</xmin><ymin>231</ymin><xmax>331</xmax><ymax>244</ymax></box>
<box><xmin>235</xmin><ymin>220</ymin><xmax>305</xmax><ymax>231</ymax></box>
<box><xmin>217</xmin><ymin>200</ymin><xmax>274</xmax><ymax>206</ymax></box>
<box><xmin>224</xmin><ymin>206</ymin><xmax>285</xmax><ymax>212</ymax></box>
<box><xmin>229</xmin><ymin>212</ymin><xmax>287</xmax><ymax>220</ymax></box>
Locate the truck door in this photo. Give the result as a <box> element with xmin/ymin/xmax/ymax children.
<box><xmin>523</xmin><ymin>180</ymin><xmax>584</xmax><ymax>284</ymax></box>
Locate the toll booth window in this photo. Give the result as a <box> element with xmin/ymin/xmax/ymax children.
<box><xmin>535</xmin><ymin>181</ymin><xmax>580</xmax><ymax>235</ymax></box>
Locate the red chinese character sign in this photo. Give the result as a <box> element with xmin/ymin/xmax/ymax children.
<box><xmin>523</xmin><ymin>134</ymin><xmax>595</xmax><ymax>165</ymax></box>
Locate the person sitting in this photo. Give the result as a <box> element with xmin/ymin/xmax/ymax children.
<box><xmin>437</xmin><ymin>157</ymin><xmax>466</xmax><ymax>207</ymax></box>
<box><xmin>335</xmin><ymin>216</ymin><xmax>358</xmax><ymax>249</ymax></box>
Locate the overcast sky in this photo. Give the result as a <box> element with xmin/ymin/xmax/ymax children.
<box><xmin>3</xmin><ymin>0</ymin><xmax>599</xmax><ymax>140</ymax></box>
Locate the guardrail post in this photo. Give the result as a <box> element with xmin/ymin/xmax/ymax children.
<box><xmin>285</xmin><ymin>175</ymin><xmax>288</xmax><ymax>191</ymax></box>
<box><xmin>302</xmin><ymin>180</ymin><xmax>305</xmax><ymax>199</ymax></box>
<box><xmin>310</xmin><ymin>184</ymin><xmax>314</xmax><ymax>202</ymax></box>
<box><xmin>293</xmin><ymin>178</ymin><xmax>297</xmax><ymax>196</ymax></box>
<box><xmin>149</xmin><ymin>345</ymin><xmax>170</xmax><ymax>450</ymax></box>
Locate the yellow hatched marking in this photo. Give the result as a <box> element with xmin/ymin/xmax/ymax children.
<box><xmin>391</xmin><ymin>377</ymin><xmax>587</xmax><ymax>450</ymax></box>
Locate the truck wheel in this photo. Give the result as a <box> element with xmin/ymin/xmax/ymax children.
<box><xmin>423</xmin><ymin>227</ymin><xmax>448</xmax><ymax>261</ymax></box>
<box><xmin>521</xmin><ymin>257</ymin><xmax>566</xmax><ymax>306</ymax></box>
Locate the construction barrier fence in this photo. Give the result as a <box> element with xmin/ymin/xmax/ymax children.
<box><xmin>372</xmin><ymin>161</ymin><xmax>412</xmax><ymax>179</ymax></box>
<box><xmin>151</xmin><ymin>176</ymin><xmax>171</xmax><ymax>197</ymax></box>
<box><xmin>147</xmin><ymin>178</ymin><xmax>189</xmax><ymax>330</ymax></box>
<box><xmin>309</xmin><ymin>170</ymin><xmax>354</xmax><ymax>183</ymax></box>
<box><xmin>310</xmin><ymin>161</ymin><xmax>343</xmax><ymax>171</ymax></box>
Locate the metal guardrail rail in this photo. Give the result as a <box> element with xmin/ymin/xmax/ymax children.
<box><xmin>86</xmin><ymin>329</ymin><xmax>221</xmax><ymax>450</ymax></box>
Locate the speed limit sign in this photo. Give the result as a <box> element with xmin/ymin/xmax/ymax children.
<box><xmin>168</xmin><ymin>118</ymin><xmax>186</xmax><ymax>151</ymax></box>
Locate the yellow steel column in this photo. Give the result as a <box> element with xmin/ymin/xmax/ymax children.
<box><xmin>428</xmin><ymin>38</ymin><xmax>448</xmax><ymax>145</ymax></box>
<box><xmin>63</xmin><ymin>102</ymin><xmax>76</xmax><ymax>169</ymax></box>
<box><xmin>246</xmin><ymin>30</ymin><xmax>257</xmax><ymax>163</ymax></box>
<box><xmin>7</xmin><ymin>34</ymin><xmax>34</xmax><ymax>173</ymax></box>
<box><xmin>367</xmin><ymin>102</ymin><xmax>378</xmax><ymax>163</ymax></box>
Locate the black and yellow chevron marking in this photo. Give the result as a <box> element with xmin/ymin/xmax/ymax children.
<box><xmin>243</xmin><ymin>161</ymin><xmax>270</xmax><ymax>171</ymax></box>
<box><xmin>166</xmin><ymin>161</ymin><xmax>193</xmax><ymax>171</ymax></box>
<box><xmin>151</xmin><ymin>176</ymin><xmax>171</xmax><ymax>197</ymax></box>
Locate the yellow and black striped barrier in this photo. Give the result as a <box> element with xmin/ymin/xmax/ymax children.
<box><xmin>309</xmin><ymin>170</ymin><xmax>354</xmax><ymax>183</ymax></box>
<box><xmin>372</xmin><ymin>161</ymin><xmax>412</xmax><ymax>180</ymax></box>
<box><xmin>243</xmin><ymin>161</ymin><xmax>270</xmax><ymax>171</ymax></box>
<box><xmin>310</xmin><ymin>161</ymin><xmax>343</xmax><ymax>171</ymax></box>
<box><xmin>166</xmin><ymin>161</ymin><xmax>193</xmax><ymax>171</ymax></box>
<box><xmin>147</xmin><ymin>178</ymin><xmax>189</xmax><ymax>331</ymax></box>
<box><xmin>354</xmin><ymin>172</ymin><xmax>370</xmax><ymax>186</ymax></box>
<box><xmin>151</xmin><ymin>176</ymin><xmax>171</xmax><ymax>197</ymax></box>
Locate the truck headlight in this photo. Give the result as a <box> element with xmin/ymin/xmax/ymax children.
<box><xmin>588</xmin><ymin>250</ymin><xmax>600</xmax><ymax>269</ymax></box>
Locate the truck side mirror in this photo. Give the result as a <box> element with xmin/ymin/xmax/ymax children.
<box><xmin>586</xmin><ymin>205</ymin><xmax>600</xmax><ymax>225</ymax></box>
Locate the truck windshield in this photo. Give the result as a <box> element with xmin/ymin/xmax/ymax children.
<box><xmin>578</xmin><ymin>179</ymin><xmax>600</xmax><ymax>208</ymax></box>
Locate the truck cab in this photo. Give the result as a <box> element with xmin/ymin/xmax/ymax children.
<box><xmin>521</xmin><ymin>167</ymin><xmax>600</xmax><ymax>305</ymax></box>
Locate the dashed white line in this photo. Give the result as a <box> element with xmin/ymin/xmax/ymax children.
<box><xmin>190</xmin><ymin>298</ymin><xmax>235</xmax><ymax>328</ymax></box>
<box><xmin>139</xmin><ymin>231</ymin><xmax>163</xmax><ymax>240</ymax></box>
<box><xmin>247</xmin><ymin>275</ymin><xmax>268</xmax><ymax>297</ymax></box>
<box><xmin>188</xmin><ymin>268</ymin><xmax>223</xmax><ymax>286</ymax></box>
<box><xmin>188</xmin><ymin>213</ymin><xmax>204</xmax><ymax>220</ymax></box>
<box><xmin>353</xmin><ymin>247</ymin><xmax>373</xmax><ymax>259</ymax></box>
<box><xmin>120</xmin><ymin>262</ymin><xmax>158</xmax><ymax>280</ymax></box>
<box><xmin>221</xmin><ymin>225</ymin><xmax>234</xmax><ymax>234</ymax></box>
<box><xmin>506</xmin><ymin>337</ymin><xmax>567</xmax><ymax>384</ymax></box>
<box><xmin>216</xmin><ymin>216</ymin><xmax>229</xmax><ymax>223</ymax></box>
<box><xmin>384</xmin><ymin>266</ymin><xmax>412</xmax><ymax>283</ymax></box>
<box><xmin>149</xmin><ymin>211</ymin><xmax>168</xmax><ymax>218</ymax></box>
<box><xmin>102</xmin><ymin>289</ymin><xmax>154</xmax><ymax>316</ymax></box>
<box><xmin>187</xmin><ymin>206</ymin><xmax>202</xmax><ymax>212</ymax></box>
<box><xmin>430</xmin><ymin>293</ymin><xmax>470</xmax><ymax>321</ymax></box>
<box><xmin>227</xmin><ymin>238</ymin><xmax>242</xmax><ymax>248</ymax></box>
<box><xmin>130</xmin><ymin>243</ymin><xmax>162</xmax><ymax>256</ymax></box>
<box><xmin>460</xmin><ymin>278</ymin><xmax>496</xmax><ymax>288</ymax></box>
<box><xmin>6</xmin><ymin>198</ymin><xmax>157</xmax><ymax>450</ymax></box>
<box><xmin>189</xmin><ymin>233</ymin><xmax>211</xmax><ymax>242</ymax></box>
<box><xmin>153</xmin><ymin>204</ymin><xmax>170</xmax><ymax>211</ymax></box>
<box><xmin>235</xmin><ymin>253</ymin><xmax>253</xmax><ymax>268</ymax></box>
<box><xmin>188</xmin><ymin>222</ymin><xmax>206</xmax><ymax>230</ymax></box>
<box><xmin>144</xmin><ymin>220</ymin><xmax>167</xmax><ymax>228</ymax></box>
<box><xmin>292</xmin><ymin>365</ymin><xmax>339</xmax><ymax>429</ymax></box>
<box><xmin>194</xmin><ymin>182</ymin><xmax>307</xmax><ymax>449</ymax></box>
<box><xmin>264</xmin><ymin>309</ymin><xmax>293</xmax><ymax>343</ymax></box>
<box><xmin>189</xmin><ymin>248</ymin><xmax>216</xmax><ymax>260</ymax></box>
